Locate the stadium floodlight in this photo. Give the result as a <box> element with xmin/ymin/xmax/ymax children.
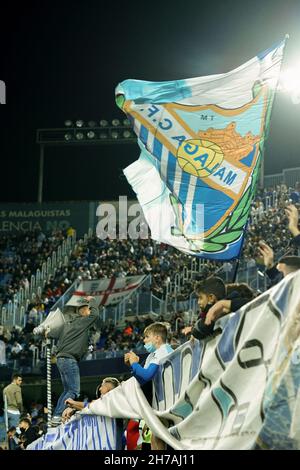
<box><xmin>280</xmin><ymin>67</ymin><xmax>300</xmax><ymax>91</ymax></box>
<box><xmin>36</xmin><ymin>120</ymin><xmax>138</xmax><ymax>203</ymax></box>
<box><xmin>75</xmin><ymin>132</ymin><xmax>84</xmax><ymax>140</ymax></box>
<box><xmin>279</xmin><ymin>65</ymin><xmax>300</xmax><ymax>104</ymax></box>
<box><xmin>123</xmin><ymin>130</ymin><xmax>133</xmax><ymax>138</ymax></box>
<box><xmin>111</xmin><ymin>130</ymin><xmax>119</xmax><ymax>139</ymax></box>
<box><xmin>99</xmin><ymin>131</ymin><xmax>108</xmax><ymax>139</ymax></box>
<box><xmin>87</xmin><ymin>130</ymin><xmax>96</xmax><ymax>139</ymax></box>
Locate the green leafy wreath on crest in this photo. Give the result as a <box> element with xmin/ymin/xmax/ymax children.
<box><xmin>170</xmin><ymin>81</ymin><xmax>275</xmax><ymax>255</ymax></box>
<box><xmin>117</xmin><ymin>80</ymin><xmax>275</xmax><ymax>255</ymax></box>
<box><xmin>170</xmin><ymin>156</ymin><xmax>261</xmax><ymax>254</ymax></box>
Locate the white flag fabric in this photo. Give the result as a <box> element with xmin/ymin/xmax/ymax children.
<box><xmin>27</xmin><ymin>414</ymin><xmax>121</xmax><ymax>450</ymax></box>
<box><xmin>117</xmin><ymin>39</ymin><xmax>287</xmax><ymax>260</ymax></box>
<box><xmin>81</xmin><ymin>271</ymin><xmax>300</xmax><ymax>450</ymax></box>
<box><xmin>67</xmin><ymin>275</ymin><xmax>146</xmax><ymax>307</ymax></box>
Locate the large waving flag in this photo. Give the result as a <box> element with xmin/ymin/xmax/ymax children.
<box><xmin>116</xmin><ymin>39</ymin><xmax>287</xmax><ymax>260</ymax></box>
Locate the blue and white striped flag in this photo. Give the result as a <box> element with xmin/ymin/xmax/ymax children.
<box><xmin>116</xmin><ymin>39</ymin><xmax>287</xmax><ymax>260</ymax></box>
<box><xmin>27</xmin><ymin>414</ymin><xmax>121</xmax><ymax>450</ymax></box>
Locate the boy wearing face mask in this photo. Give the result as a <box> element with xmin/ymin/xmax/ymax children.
<box><xmin>124</xmin><ymin>322</ymin><xmax>173</xmax><ymax>386</ymax></box>
<box><xmin>124</xmin><ymin>322</ymin><xmax>173</xmax><ymax>450</ymax></box>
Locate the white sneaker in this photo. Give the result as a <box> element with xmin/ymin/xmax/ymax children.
<box><xmin>50</xmin><ymin>416</ymin><xmax>62</xmax><ymax>427</ymax></box>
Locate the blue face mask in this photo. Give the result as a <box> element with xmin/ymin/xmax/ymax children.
<box><xmin>144</xmin><ymin>342</ymin><xmax>156</xmax><ymax>353</ymax></box>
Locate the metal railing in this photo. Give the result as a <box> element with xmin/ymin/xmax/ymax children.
<box><xmin>264</xmin><ymin>166</ymin><xmax>300</xmax><ymax>189</ymax></box>
<box><xmin>0</xmin><ymin>232</ymin><xmax>77</xmax><ymax>327</ymax></box>
<box><xmin>101</xmin><ymin>275</ymin><xmax>154</xmax><ymax>324</ymax></box>
<box><xmin>1</xmin><ymin>194</ymin><xmax>297</xmax><ymax>330</ymax></box>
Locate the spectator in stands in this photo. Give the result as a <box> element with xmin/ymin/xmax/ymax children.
<box><xmin>285</xmin><ymin>204</ymin><xmax>300</xmax><ymax>243</ymax></box>
<box><xmin>139</xmin><ymin>419</ymin><xmax>152</xmax><ymax>450</ymax></box>
<box><xmin>182</xmin><ymin>277</ymin><xmax>226</xmax><ymax>338</ymax></box>
<box><xmin>3</xmin><ymin>374</ymin><xmax>23</xmax><ymax>428</ymax></box>
<box><xmin>62</xmin><ymin>323</ymin><xmax>173</xmax><ymax>450</ymax></box>
<box><xmin>23</xmin><ymin>318</ymin><xmax>35</xmax><ymax>335</ymax></box>
<box><xmin>66</xmin><ymin>226</ymin><xmax>76</xmax><ymax>238</ymax></box>
<box><xmin>18</xmin><ymin>417</ymin><xmax>39</xmax><ymax>449</ymax></box>
<box><xmin>36</xmin><ymin>416</ymin><xmax>48</xmax><ymax>437</ymax></box>
<box><xmin>260</xmin><ymin>246</ymin><xmax>300</xmax><ymax>285</ymax></box>
<box><xmin>0</xmin><ymin>230</ymin><xmax>67</xmax><ymax>305</ymax></box>
<box><xmin>290</xmin><ymin>182</ymin><xmax>300</xmax><ymax>204</ymax></box>
<box><xmin>124</xmin><ymin>322</ymin><xmax>173</xmax><ymax>450</ymax></box>
<box><xmin>259</xmin><ymin>204</ymin><xmax>300</xmax><ymax>285</ymax></box>
<box><xmin>28</xmin><ymin>305</ymin><xmax>39</xmax><ymax>325</ymax></box>
<box><xmin>182</xmin><ymin>277</ymin><xmax>252</xmax><ymax>338</ymax></box>
<box><xmin>2</xmin><ymin>186</ymin><xmax>300</xmax><ymax>378</ymax></box>
<box><xmin>51</xmin><ymin>296</ymin><xmax>101</xmax><ymax>426</ymax></box>
<box><xmin>124</xmin><ymin>322</ymin><xmax>173</xmax><ymax>386</ymax></box>
<box><xmin>33</xmin><ymin>376</ymin><xmax>123</xmax><ymax>451</ymax></box>
<box><xmin>63</xmin><ymin>376</ymin><xmax>120</xmax><ymax>420</ymax></box>
<box><xmin>204</xmin><ymin>282</ymin><xmax>255</xmax><ymax>326</ymax></box>
<box><xmin>63</xmin><ymin>378</ymin><xmax>123</xmax><ymax>450</ymax></box>
<box><xmin>10</xmin><ymin>341</ymin><xmax>22</xmax><ymax>358</ymax></box>
<box><xmin>125</xmin><ymin>419</ymin><xmax>141</xmax><ymax>450</ymax></box>
<box><xmin>7</xmin><ymin>426</ymin><xmax>18</xmax><ymax>450</ymax></box>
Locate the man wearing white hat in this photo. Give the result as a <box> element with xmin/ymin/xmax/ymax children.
<box><xmin>51</xmin><ymin>296</ymin><xmax>99</xmax><ymax>426</ymax></box>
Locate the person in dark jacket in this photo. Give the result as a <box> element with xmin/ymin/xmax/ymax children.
<box><xmin>203</xmin><ymin>282</ymin><xmax>254</xmax><ymax>328</ymax></box>
<box><xmin>259</xmin><ymin>204</ymin><xmax>300</xmax><ymax>286</ymax></box>
<box><xmin>7</xmin><ymin>426</ymin><xmax>19</xmax><ymax>450</ymax></box>
<box><xmin>18</xmin><ymin>418</ymin><xmax>39</xmax><ymax>449</ymax></box>
<box><xmin>182</xmin><ymin>277</ymin><xmax>252</xmax><ymax>340</ymax></box>
<box><xmin>51</xmin><ymin>296</ymin><xmax>100</xmax><ymax>426</ymax></box>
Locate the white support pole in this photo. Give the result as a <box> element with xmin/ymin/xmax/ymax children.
<box><xmin>3</xmin><ymin>394</ymin><xmax>8</xmax><ymax>432</ymax></box>
<box><xmin>46</xmin><ymin>340</ymin><xmax>52</xmax><ymax>428</ymax></box>
<box><xmin>52</xmin><ymin>251</ymin><xmax>57</xmax><ymax>268</ymax></box>
<box><xmin>21</xmin><ymin>306</ymin><xmax>26</xmax><ymax>328</ymax></box>
<box><xmin>47</xmin><ymin>257</ymin><xmax>52</xmax><ymax>277</ymax></box>
<box><xmin>36</xmin><ymin>269</ymin><xmax>40</xmax><ymax>286</ymax></box>
<box><xmin>30</xmin><ymin>274</ymin><xmax>35</xmax><ymax>293</ymax></box>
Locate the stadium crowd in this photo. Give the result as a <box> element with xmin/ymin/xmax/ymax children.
<box><xmin>0</xmin><ymin>184</ymin><xmax>300</xmax><ymax>449</ymax></box>
<box><xmin>0</xmin><ymin>230</ymin><xmax>68</xmax><ymax>306</ymax></box>
<box><xmin>0</xmin><ymin>185</ymin><xmax>299</xmax><ymax>368</ymax></box>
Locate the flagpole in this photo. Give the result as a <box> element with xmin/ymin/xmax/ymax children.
<box><xmin>231</xmin><ymin>231</ymin><xmax>246</xmax><ymax>283</ymax></box>
<box><xmin>232</xmin><ymin>258</ymin><xmax>240</xmax><ymax>283</ymax></box>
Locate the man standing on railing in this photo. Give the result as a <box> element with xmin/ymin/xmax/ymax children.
<box><xmin>51</xmin><ymin>296</ymin><xmax>100</xmax><ymax>427</ymax></box>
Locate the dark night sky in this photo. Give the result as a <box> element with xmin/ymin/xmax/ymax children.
<box><xmin>1</xmin><ymin>0</ymin><xmax>300</xmax><ymax>203</ymax></box>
